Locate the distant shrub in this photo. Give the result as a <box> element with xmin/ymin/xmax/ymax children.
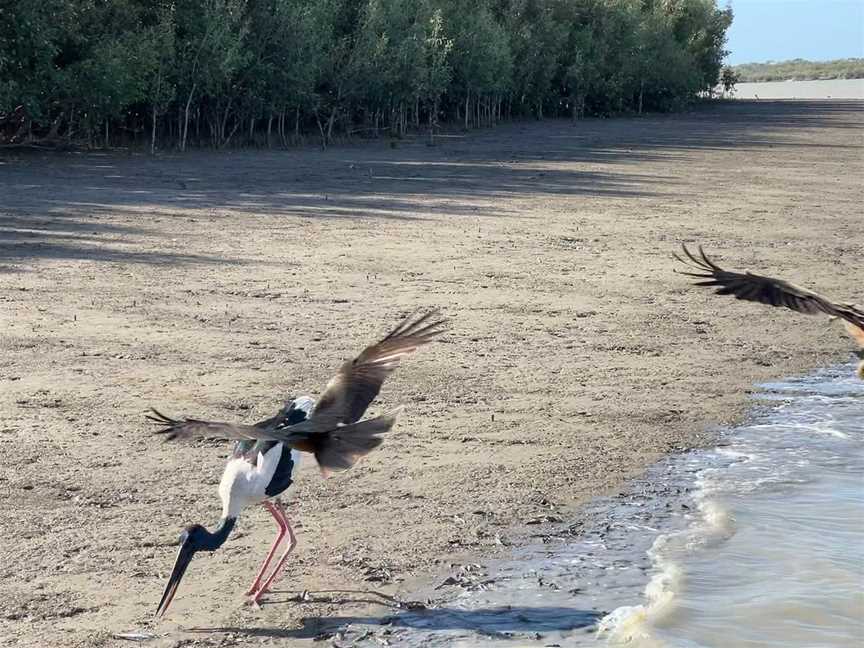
<box><xmin>720</xmin><ymin>66</ymin><xmax>739</xmax><ymax>95</ymax></box>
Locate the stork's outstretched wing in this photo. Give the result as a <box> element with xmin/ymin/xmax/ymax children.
<box><xmin>311</xmin><ymin>309</ymin><xmax>447</xmax><ymax>424</ymax></box>
<box><xmin>674</xmin><ymin>244</ymin><xmax>864</xmax><ymax>330</ymax></box>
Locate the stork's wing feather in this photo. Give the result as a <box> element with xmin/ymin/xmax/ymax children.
<box><xmin>674</xmin><ymin>244</ymin><xmax>864</xmax><ymax>329</ymax></box>
<box><xmin>312</xmin><ymin>309</ymin><xmax>447</xmax><ymax>424</ymax></box>
<box><xmin>146</xmin><ymin>409</ymin><xmax>274</xmax><ymax>442</ymax></box>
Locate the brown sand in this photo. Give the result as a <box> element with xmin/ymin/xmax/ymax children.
<box><xmin>1</xmin><ymin>100</ymin><xmax>861</xmax><ymax>647</ymax></box>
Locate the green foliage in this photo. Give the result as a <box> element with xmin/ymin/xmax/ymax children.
<box><xmin>420</xmin><ymin>9</ymin><xmax>453</xmax><ymax>114</ymax></box>
<box><xmin>503</xmin><ymin>0</ymin><xmax>564</xmax><ymax>117</ymax></box>
<box><xmin>733</xmin><ymin>59</ymin><xmax>864</xmax><ymax>83</ymax></box>
<box><xmin>0</xmin><ymin>0</ymin><xmax>734</xmax><ymax>148</ymax></box>
<box><xmin>0</xmin><ymin>0</ymin><xmax>66</xmax><ymax>121</ymax></box>
<box><xmin>243</xmin><ymin>0</ymin><xmax>332</xmax><ymax>113</ymax></box>
<box><xmin>720</xmin><ymin>65</ymin><xmax>739</xmax><ymax>95</ymax></box>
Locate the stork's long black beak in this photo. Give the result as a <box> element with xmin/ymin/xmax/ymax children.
<box><xmin>155</xmin><ymin>540</ymin><xmax>196</xmax><ymax>617</ymax></box>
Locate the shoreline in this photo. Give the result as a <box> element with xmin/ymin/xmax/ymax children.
<box><xmin>254</xmin><ymin>361</ymin><xmax>862</xmax><ymax>647</ymax></box>
<box><xmin>1</xmin><ymin>100</ymin><xmax>862</xmax><ymax>646</ymax></box>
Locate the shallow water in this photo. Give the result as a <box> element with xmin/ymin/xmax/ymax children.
<box><xmin>336</xmin><ymin>365</ymin><xmax>863</xmax><ymax>647</ymax></box>
<box><xmin>734</xmin><ymin>78</ymin><xmax>864</xmax><ymax>99</ymax></box>
<box><xmin>602</xmin><ymin>367</ymin><xmax>864</xmax><ymax>648</ymax></box>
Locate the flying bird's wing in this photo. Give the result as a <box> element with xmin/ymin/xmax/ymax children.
<box><xmin>674</xmin><ymin>244</ymin><xmax>864</xmax><ymax>329</ymax></box>
<box><xmin>147</xmin><ymin>406</ymin><xmax>349</xmax><ymax>449</ymax></box>
<box><xmin>146</xmin><ymin>409</ymin><xmax>275</xmax><ymax>442</ymax></box>
<box><xmin>147</xmin><ymin>311</ymin><xmax>445</xmax><ymax>456</ymax></box>
<box><xmin>311</xmin><ymin>309</ymin><xmax>447</xmax><ymax>425</ymax></box>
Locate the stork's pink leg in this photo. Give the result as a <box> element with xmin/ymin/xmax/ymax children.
<box><xmin>248</xmin><ymin>502</ymin><xmax>297</xmax><ymax>605</ymax></box>
<box><xmin>244</xmin><ymin>501</ymin><xmax>288</xmax><ymax>596</ymax></box>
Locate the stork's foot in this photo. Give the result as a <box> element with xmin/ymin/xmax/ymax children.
<box><xmin>246</xmin><ymin>586</ymin><xmax>310</xmax><ymax>608</ymax></box>
<box><xmin>245</xmin><ymin>581</ymin><xmax>284</xmax><ymax>606</ymax></box>
<box><xmin>245</xmin><ymin>591</ymin><xmax>266</xmax><ymax>608</ymax></box>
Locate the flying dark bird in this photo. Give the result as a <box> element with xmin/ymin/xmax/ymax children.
<box><xmin>150</xmin><ymin>310</ymin><xmax>446</xmax><ymax>615</ymax></box>
<box><xmin>675</xmin><ymin>244</ymin><xmax>864</xmax><ymax>378</ymax></box>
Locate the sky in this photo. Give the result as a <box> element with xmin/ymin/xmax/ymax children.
<box><xmin>724</xmin><ymin>0</ymin><xmax>864</xmax><ymax>65</ymax></box>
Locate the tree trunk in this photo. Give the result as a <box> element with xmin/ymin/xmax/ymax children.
<box><xmin>295</xmin><ymin>106</ymin><xmax>300</xmax><ymax>142</ymax></box>
<box><xmin>464</xmin><ymin>93</ymin><xmax>469</xmax><ymax>130</ymax></box>
<box><xmin>46</xmin><ymin>113</ymin><xmax>62</xmax><ymax>140</ymax></box>
<box><xmin>266</xmin><ymin>114</ymin><xmax>273</xmax><ymax>148</ymax></box>
<box><xmin>104</xmin><ymin>119</ymin><xmax>109</xmax><ymax>149</ymax></box>
<box><xmin>428</xmin><ymin>98</ymin><xmax>436</xmax><ymax>146</ymax></box>
<box><xmin>326</xmin><ymin>106</ymin><xmax>337</xmax><ymax>144</ymax></box>
<box><xmin>13</xmin><ymin>116</ymin><xmax>29</xmax><ymax>144</ymax></box>
<box><xmin>223</xmin><ymin>118</ymin><xmax>240</xmax><ymax>148</ymax></box>
<box><xmin>278</xmin><ymin>109</ymin><xmax>284</xmax><ymax>146</ymax></box>
<box><xmin>638</xmin><ymin>80</ymin><xmax>644</xmax><ymax>115</ymax></box>
<box><xmin>219</xmin><ymin>99</ymin><xmax>233</xmax><ymax>148</ymax></box>
<box><xmin>181</xmin><ymin>83</ymin><xmax>196</xmax><ymax>152</ymax></box>
<box><xmin>315</xmin><ymin>110</ymin><xmax>327</xmax><ymax>149</ymax></box>
<box><xmin>151</xmin><ymin>105</ymin><xmax>158</xmax><ymax>155</ymax></box>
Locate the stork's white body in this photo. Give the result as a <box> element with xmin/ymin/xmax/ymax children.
<box><xmin>216</xmin><ymin>396</ymin><xmax>315</xmax><ymax>518</ymax></box>
<box><xmin>218</xmin><ymin>444</ymin><xmax>302</xmax><ymax>519</ymax></box>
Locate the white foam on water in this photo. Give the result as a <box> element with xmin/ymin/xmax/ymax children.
<box><xmin>595</xmin><ymin>533</ymin><xmax>681</xmax><ymax>645</ymax></box>
<box><xmin>597</xmin><ymin>481</ymin><xmax>737</xmax><ymax>645</ymax></box>
<box><xmin>599</xmin><ymin>365</ymin><xmax>864</xmax><ymax>648</ymax></box>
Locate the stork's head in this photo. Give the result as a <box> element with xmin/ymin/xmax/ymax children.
<box><xmin>155</xmin><ymin>519</ymin><xmax>235</xmax><ymax>617</ymax></box>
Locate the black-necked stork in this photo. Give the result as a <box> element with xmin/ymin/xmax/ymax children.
<box><xmin>675</xmin><ymin>244</ymin><xmax>864</xmax><ymax>378</ymax></box>
<box><xmin>148</xmin><ymin>310</ymin><xmax>446</xmax><ymax>615</ymax></box>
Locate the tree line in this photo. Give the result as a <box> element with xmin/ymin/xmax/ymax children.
<box><xmin>1</xmin><ymin>0</ymin><xmax>733</xmax><ymax>151</ymax></box>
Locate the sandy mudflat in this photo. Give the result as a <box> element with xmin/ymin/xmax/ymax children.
<box><xmin>1</xmin><ymin>100</ymin><xmax>861</xmax><ymax>647</ymax></box>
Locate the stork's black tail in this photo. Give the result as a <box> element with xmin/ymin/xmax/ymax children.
<box><xmin>312</xmin><ymin>409</ymin><xmax>400</xmax><ymax>476</ymax></box>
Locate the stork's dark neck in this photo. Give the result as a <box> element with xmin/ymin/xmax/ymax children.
<box><xmin>198</xmin><ymin>517</ymin><xmax>237</xmax><ymax>552</ymax></box>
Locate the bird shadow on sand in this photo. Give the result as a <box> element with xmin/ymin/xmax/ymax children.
<box><xmin>192</xmin><ymin>589</ymin><xmax>603</xmax><ymax>641</ymax></box>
